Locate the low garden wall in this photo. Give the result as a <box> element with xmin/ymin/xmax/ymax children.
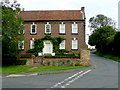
<box><xmin>42</xmin><ymin>49</ymin><xmax>90</xmax><ymax>66</ymax></box>
<box><xmin>15</xmin><ymin>49</ymin><xmax>90</xmax><ymax>66</ymax></box>
<box><xmin>43</xmin><ymin>59</ymin><xmax>81</xmax><ymax>66</ymax></box>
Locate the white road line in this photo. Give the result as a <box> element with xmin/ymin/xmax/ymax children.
<box><xmin>51</xmin><ymin>70</ymin><xmax>92</xmax><ymax>88</ymax></box>
<box><xmin>63</xmin><ymin>70</ymin><xmax>91</xmax><ymax>88</ymax></box>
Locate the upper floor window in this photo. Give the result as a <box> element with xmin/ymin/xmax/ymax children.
<box><xmin>45</xmin><ymin>22</ymin><xmax>51</xmax><ymax>34</ymax></box>
<box><xmin>30</xmin><ymin>22</ymin><xmax>37</xmax><ymax>34</ymax></box>
<box><xmin>72</xmin><ymin>22</ymin><xmax>78</xmax><ymax>34</ymax></box>
<box><xmin>59</xmin><ymin>40</ymin><xmax>65</xmax><ymax>49</ymax></box>
<box><xmin>59</xmin><ymin>22</ymin><xmax>65</xmax><ymax>34</ymax></box>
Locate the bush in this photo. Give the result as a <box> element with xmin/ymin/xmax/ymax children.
<box><xmin>56</xmin><ymin>49</ymin><xmax>70</xmax><ymax>55</ymax></box>
<box><xmin>26</xmin><ymin>49</ymin><xmax>35</xmax><ymax>53</ymax></box>
<box><xmin>45</xmin><ymin>54</ymin><xmax>80</xmax><ymax>58</ymax></box>
<box><xmin>75</xmin><ymin>62</ymin><xmax>80</xmax><ymax>66</ymax></box>
<box><xmin>2</xmin><ymin>59</ymin><xmax>27</xmax><ymax>66</ymax></box>
<box><xmin>20</xmin><ymin>54</ymin><xmax>32</xmax><ymax>58</ymax></box>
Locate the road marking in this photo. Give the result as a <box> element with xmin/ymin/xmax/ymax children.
<box><xmin>51</xmin><ymin>70</ymin><xmax>92</xmax><ymax>88</ymax></box>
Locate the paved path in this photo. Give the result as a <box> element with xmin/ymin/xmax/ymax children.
<box><xmin>1</xmin><ymin>53</ymin><xmax>118</xmax><ymax>88</ymax></box>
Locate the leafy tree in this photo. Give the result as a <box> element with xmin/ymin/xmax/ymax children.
<box><xmin>89</xmin><ymin>14</ymin><xmax>116</xmax><ymax>31</ymax></box>
<box><xmin>88</xmin><ymin>26</ymin><xmax>116</xmax><ymax>53</ymax></box>
<box><xmin>113</xmin><ymin>32</ymin><xmax>120</xmax><ymax>56</ymax></box>
<box><xmin>1</xmin><ymin>0</ymin><xmax>24</xmax><ymax>58</ymax></box>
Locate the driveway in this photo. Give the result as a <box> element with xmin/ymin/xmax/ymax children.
<box><xmin>1</xmin><ymin>53</ymin><xmax>118</xmax><ymax>88</ymax></box>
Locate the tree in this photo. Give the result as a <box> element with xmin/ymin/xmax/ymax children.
<box><xmin>88</xmin><ymin>26</ymin><xmax>116</xmax><ymax>53</ymax></box>
<box><xmin>113</xmin><ymin>32</ymin><xmax>120</xmax><ymax>56</ymax></box>
<box><xmin>1</xmin><ymin>0</ymin><xmax>24</xmax><ymax>58</ymax></box>
<box><xmin>89</xmin><ymin>14</ymin><xmax>116</xmax><ymax>31</ymax></box>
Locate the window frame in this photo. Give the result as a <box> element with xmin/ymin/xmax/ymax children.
<box><xmin>30</xmin><ymin>40</ymin><xmax>34</xmax><ymax>49</ymax></box>
<box><xmin>72</xmin><ymin>23</ymin><xmax>78</xmax><ymax>34</ymax></box>
<box><xmin>72</xmin><ymin>40</ymin><xmax>78</xmax><ymax>50</ymax></box>
<box><xmin>18</xmin><ymin>40</ymin><xmax>24</xmax><ymax>50</ymax></box>
<box><xmin>30</xmin><ymin>23</ymin><xmax>37</xmax><ymax>34</ymax></box>
<box><xmin>45</xmin><ymin>24</ymin><xmax>51</xmax><ymax>34</ymax></box>
<box><xmin>59</xmin><ymin>24</ymin><xmax>65</xmax><ymax>34</ymax></box>
<box><xmin>59</xmin><ymin>40</ymin><xmax>65</xmax><ymax>49</ymax></box>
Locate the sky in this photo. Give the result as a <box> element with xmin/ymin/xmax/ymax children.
<box><xmin>16</xmin><ymin>0</ymin><xmax>119</xmax><ymax>30</ymax></box>
<box><xmin>3</xmin><ymin>0</ymin><xmax>119</xmax><ymax>47</ymax></box>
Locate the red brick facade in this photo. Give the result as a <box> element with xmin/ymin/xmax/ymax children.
<box><xmin>20</xmin><ymin>7</ymin><xmax>87</xmax><ymax>53</ymax></box>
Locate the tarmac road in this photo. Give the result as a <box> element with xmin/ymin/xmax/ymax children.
<box><xmin>1</xmin><ymin>53</ymin><xmax>118</xmax><ymax>88</ymax></box>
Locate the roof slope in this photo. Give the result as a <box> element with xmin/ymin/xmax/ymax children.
<box><xmin>20</xmin><ymin>10</ymin><xmax>85</xmax><ymax>21</ymax></box>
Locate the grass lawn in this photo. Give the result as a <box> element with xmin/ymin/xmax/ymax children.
<box><xmin>95</xmin><ymin>52</ymin><xmax>120</xmax><ymax>62</ymax></box>
<box><xmin>0</xmin><ymin>65</ymin><xmax>89</xmax><ymax>74</ymax></box>
<box><xmin>25</xmin><ymin>66</ymin><xmax>89</xmax><ymax>73</ymax></box>
<box><xmin>0</xmin><ymin>65</ymin><xmax>32</xmax><ymax>74</ymax></box>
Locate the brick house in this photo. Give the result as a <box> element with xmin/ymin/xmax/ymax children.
<box><xmin>19</xmin><ymin>7</ymin><xmax>87</xmax><ymax>55</ymax></box>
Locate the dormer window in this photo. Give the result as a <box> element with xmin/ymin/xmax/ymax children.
<box><xmin>72</xmin><ymin>22</ymin><xmax>78</xmax><ymax>34</ymax></box>
<box><xmin>30</xmin><ymin>22</ymin><xmax>37</xmax><ymax>34</ymax></box>
<box><xmin>45</xmin><ymin>22</ymin><xmax>51</xmax><ymax>34</ymax></box>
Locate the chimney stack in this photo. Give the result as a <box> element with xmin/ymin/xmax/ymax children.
<box><xmin>81</xmin><ymin>7</ymin><xmax>85</xmax><ymax>12</ymax></box>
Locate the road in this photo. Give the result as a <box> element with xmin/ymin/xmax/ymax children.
<box><xmin>1</xmin><ymin>53</ymin><xmax>118</xmax><ymax>88</ymax></box>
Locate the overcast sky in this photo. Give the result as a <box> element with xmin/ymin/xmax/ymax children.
<box><xmin>15</xmin><ymin>0</ymin><xmax>119</xmax><ymax>46</ymax></box>
<box><xmin>16</xmin><ymin>0</ymin><xmax>119</xmax><ymax>33</ymax></box>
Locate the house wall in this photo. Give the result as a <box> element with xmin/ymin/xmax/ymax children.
<box><xmin>22</xmin><ymin>21</ymin><xmax>86</xmax><ymax>53</ymax></box>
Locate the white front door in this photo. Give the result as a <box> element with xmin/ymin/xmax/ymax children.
<box><xmin>43</xmin><ymin>40</ymin><xmax>53</xmax><ymax>54</ymax></box>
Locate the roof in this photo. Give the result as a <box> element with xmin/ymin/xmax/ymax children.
<box><xmin>19</xmin><ymin>9</ymin><xmax>85</xmax><ymax>21</ymax></box>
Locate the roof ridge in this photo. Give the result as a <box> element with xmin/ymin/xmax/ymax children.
<box><xmin>21</xmin><ymin>10</ymin><xmax>81</xmax><ymax>12</ymax></box>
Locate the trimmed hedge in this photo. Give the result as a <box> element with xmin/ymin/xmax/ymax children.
<box><xmin>3</xmin><ymin>59</ymin><xmax>27</xmax><ymax>66</ymax></box>
<box><xmin>45</xmin><ymin>54</ymin><xmax>80</xmax><ymax>58</ymax></box>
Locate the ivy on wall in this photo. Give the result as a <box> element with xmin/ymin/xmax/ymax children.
<box><xmin>26</xmin><ymin>34</ymin><xmax>65</xmax><ymax>55</ymax></box>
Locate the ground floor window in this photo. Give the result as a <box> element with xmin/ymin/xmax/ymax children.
<box><xmin>18</xmin><ymin>40</ymin><xmax>24</xmax><ymax>50</ymax></box>
<box><xmin>59</xmin><ymin>40</ymin><xmax>65</xmax><ymax>49</ymax></box>
<box><xmin>30</xmin><ymin>40</ymin><xmax>34</xmax><ymax>49</ymax></box>
<box><xmin>72</xmin><ymin>40</ymin><xmax>78</xmax><ymax>49</ymax></box>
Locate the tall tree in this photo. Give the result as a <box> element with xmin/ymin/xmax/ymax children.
<box><xmin>1</xmin><ymin>0</ymin><xmax>24</xmax><ymax>58</ymax></box>
<box><xmin>89</xmin><ymin>14</ymin><xmax>116</xmax><ymax>31</ymax></box>
<box><xmin>88</xmin><ymin>26</ymin><xmax>116</xmax><ymax>53</ymax></box>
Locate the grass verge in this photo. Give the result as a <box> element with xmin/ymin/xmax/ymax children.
<box><xmin>0</xmin><ymin>65</ymin><xmax>32</xmax><ymax>74</ymax></box>
<box><xmin>25</xmin><ymin>66</ymin><xmax>89</xmax><ymax>73</ymax></box>
<box><xmin>95</xmin><ymin>52</ymin><xmax>120</xmax><ymax>62</ymax></box>
<box><xmin>0</xmin><ymin>66</ymin><xmax>89</xmax><ymax>74</ymax></box>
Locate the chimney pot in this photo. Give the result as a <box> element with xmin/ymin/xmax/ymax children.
<box><xmin>81</xmin><ymin>7</ymin><xmax>85</xmax><ymax>12</ymax></box>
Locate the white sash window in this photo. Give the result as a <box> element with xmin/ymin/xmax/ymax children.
<box><xmin>30</xmin><ymin>40</ymin><xmax>34</xmax><ymax>49</ymax></box>
<box><xmin>30</xmin><ymin>23</ymin><xmax>37</xmax><ymax>34</ymax></box>
<box><xmin>59</xmin><ymin>40</ymin><xmax>65</xmax><ymax>49</ymax></box>
<box><xmin>60</xmin><ymin>24</ymin><xmax>65</xmax><ymax>33</ymax></box>
<box><xmin>72</xmin><ymin>23</ymin><xmax>78</xmax><ymax>34</ymax></box>
<box><xmin>18</xmin><ymin>40</ymin><xmax>24</xmax><ymax>50</ymax></box>
<box><xmin>72</xmin><ymin>40</ymin><xmax>78</xmax><ymax>49</ymax></box>
<box><xmin>45</xmin><ymin>23</ymin><xmax>51</xmax><ymax>34</ymax></box>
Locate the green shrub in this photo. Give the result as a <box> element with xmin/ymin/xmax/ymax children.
<box><xmin>56</xmin><ymin>49</ymin><xmax>70</xmax><ymax>54</ymax></box>
<box><xmin>2</xmin><ymin>59</ymin><xmax>27</xmax><ymax>66</ymax></box>
<box><xmin>75</xmin><ymin>62</ymin><xmax>80</xmax><ymax>66</ymax></box>
<box><xmin>19</xmin><ymin>54</ymin><xmax>32</xmax><ymax>58</ymax></box>
<box><xmin>47</xmin><ymin>61</ymin><xmax>50</xmax><ymax>66</ymax></box>
<box><xmin>26</xmin><ymin>49</ymin><xmax>35</xmax><ymax>53</ymax></box>
<box><xmin>45</xmin><ymin>54</ymin><xmax>80</xmax><ymax>58</ymax></box>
